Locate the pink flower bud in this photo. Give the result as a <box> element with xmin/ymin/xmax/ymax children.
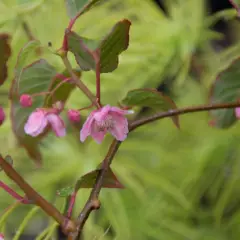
<box><xmin>68</xmin><ymin>109</ymin><xmax>80</xmax><ymax>122</ymax></box>
<box><xmin>0</xmin><ymin>106</ymin><xmax>5</xmax><ymax>126</ymax></box>
<box><xmin>20</xmin><ymin>94</ymin><xmax>32</xmax><ymax>107</ymax></box>
<box><xmin>80</xmin><ymin>105</ymin><xmax>134</xmax><ymax>144</ymax></box>
<box><xmin>0</xmin><ymin>233</ymin><xmax>4</xmax><ymax>240</ymax></box>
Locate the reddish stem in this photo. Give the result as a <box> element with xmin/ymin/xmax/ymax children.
<box><xmin>0</xmin><ymin>181</ymin><xmax>30</xmax><ymax>204</ymax></box>
<box><xmin>67</xmin><ymin>192</ymin><xmax>77</xmax><ymax>219</ymax></box>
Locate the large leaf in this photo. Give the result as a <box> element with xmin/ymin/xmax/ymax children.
<box><xmin>10</xmin><ymin>60</ymin><xmax>57</xmax><ymax>164</ymax></box>
<box><xmin>57</xmin><ymin>168</ymin><xmax>123</xmax><ymax>198</ymax></box>
<box><xmin>0</xmin><ymin>34</ymin><xmax>11</xmax><ymax>86</ymax></box>
<box><xmin>66</xmin><ymin>19</ymin><xmax>131</xmax><ymax>73</ymax></box>
<box><xmin>65</xmin><ymin>0</ymin><xmax>101</xmax><ymax>19</ymax></box>
<box><xmin>229</xmin><ymin>0</ymin><xmax>240</xmax><ymax>15</ymax></box>
<box><xmin>122</xmin><ymin>88</ymin><xmax>180</xmax><ymax>128</ymax></box>
<box><xmin>209</xmin><ymin>58</ymin><xmax>240</xmax><ymax>128</ymax></box>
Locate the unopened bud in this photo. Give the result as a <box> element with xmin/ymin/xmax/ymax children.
<box><xmin>67</xmin><ymin>109</ymin><xmax>80</xmax><ymax>122</ymax></box>
<box><xmin>20</xmin><ymin>94</ymin><xmax>32</xmax><ymax>107</ymax></box>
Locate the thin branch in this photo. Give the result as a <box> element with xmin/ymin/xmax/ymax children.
<box><xmin>0</xmin><ymin>156</ymin><xmax>76</xmax><ymax>234</ymax></box>
<box><xmin>129</xmin><ymin>101</ymin><xmax>240</xmax><ymax>131</ymax></box>
<box><xmin>72</xmin><ymin>101</ymin><xmax>240</xmax><ymax>239</ymax></box>
<box><xmin>61</xmin><ymin>55</ymin><xmax>99</xmax><ymax>108</ymax></box>
<box><xmin>70</xmin><ymin>140</ymin><xmax>121</xmax><ymax>240</ymax></box>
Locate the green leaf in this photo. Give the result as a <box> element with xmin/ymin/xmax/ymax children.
<box><xmin>229</xmin><ymin>0</ymin><xmax>240</xmax><ymax>15</ymax></box>
<box><xmin>75</xmin><ymin>168</ymin><xmax>124</xmax><ymax>190</ymax></box>
<box><xmin>65</xmin><ymin>0</ymin><xmax>101</xmax><ymax>19</ymax></box>
<box><xmin>66</xmin><ymin>19</ymin><xmax>131</xmax><ymax>73</ymax></box>
<box><xmin>56</xmin><ymin>186</ymin><xmax>74</xmax><ymax>197</ymax></box>
<box><xmin>0</xmin><ymin>34</ymin><xmax>11</xmax><ymax>86</ymax></box>
<box><xmin>122</xmin><ymin>88</ymin><xmax>180</xmax><ymax>128</ymax></box>
<box><xmin>10</xmin><ymin>59</ymin><xmax>57</xmax><ymax>164</ymax></box>
<box><xmin>209</xmin><ymin>58</ymin><xmax>240</xmax><ymax>128</ymax></box>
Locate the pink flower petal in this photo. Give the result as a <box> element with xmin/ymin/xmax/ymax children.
<box><xmin>109</xmin><ymin>112</ymin><xmax>129</xmax><ymax>141</ymax></box>
<box><xmin>24</xmin><ymin>110</ymin><xmax>48</xmax><ymax>137</ymax></box>
<box><xmin>80</xmin><ymin>111</ymin><xmax>96</xmax><ymax>142</ymax></box>
<box><xmin>0</xmin><ymin>106</ymin><xmax>5</xmax><ymax>126</ymax></box>
<box><xmin>91</xmin><ymin>121</ymin><xmax>107</xmax><ymax>143</ymax></box>
<box><xmin>93</xmin><ymin>105</ymin><xmax>111</xmax><ymax>122</ymax></box>
<box><xmin>110</xmin><ymin>106</ymin><xmax>134</xmax><ymax>115</ymax></box>
<box><xmin>235</xmin><ymin>107</ymin><xmax>240</xmax><ymax>119</ymax></box>
<box><xmin>46</xmin><ymin>113</ymin><xmax>66</xmax><ymax>137</ymax></box>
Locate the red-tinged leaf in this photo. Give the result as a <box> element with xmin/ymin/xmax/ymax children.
<box><xmin>122</xmin><ymin>88</ymin><xmax>180</xmax><ymax>128</ymax></box>
<box><xmin>10</xmin><ymin>59</ymin><xmax>57</xmax><ymax>164</ymax></box>
<box><xmin>0</xmin><ymin>34</ymin><xmax>11</xmax><ymax>86</ymax></box>
<box><xmin>75</xmin><ymin>168</ymin><xmax>124</xmax><ymax>190</ymax></box>
<box><xmin>66</xmin><ymin>19</ymin><xmax>131</xmax><ymax>73</ymax></box>
<box><xmin>229</xmin><ymin>0</ymin><xmax>240</xmax><ymax>15</ymax></box>
<box><xmin>209</xmin><ymin>58</ymin><xmax>240</xmax><ymax>128</ymax></box>
<box><xmin>65</xmin><ymin>0</ymin><xmax>102</xmax><ymax>19</ymax></box>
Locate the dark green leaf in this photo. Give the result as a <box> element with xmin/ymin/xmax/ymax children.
<box><xmin>57</xmin><ymin>186</ymin><xmax>74</xmax><ymax>197</ymax></box>
<box><xmin>65</xmin><ymin>0</ymin><xmax>101</xmax><ymax>19</ymax></box>
<box><xmin>209</xmin><ymin>58</ymin><xmax>240</xmax><ymax>128</ymax></box>
<box><xmin>0</xmin><ymin>34</ymin><xmax>11</xmax><ymax>86</ymax></box>
<box><xmin>75</xmin><ymin>168</ymin><xmax>124</xmax><ymax>190</ymax></box>
<box><xmin>66</xmin><ymin>19</ymin><xmax>131</xmax><ymax>73</ymax></box>
<box><xmin>122</xmin><ymin>88</ymin><xmax>180</xmax><ymax>128</ymax></box>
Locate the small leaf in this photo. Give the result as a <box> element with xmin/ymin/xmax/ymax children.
<box><xmin>65</xmin><ymin>0</ymin><xmax>101</xmax><ymax>19</ymax></box>
<box><xmin>75</xmin><ymin>168</ymin><xmax>124</xmax><ymax>190</ymax></box>
<box><xmin>122</xmin><ymin>88</ymin><xmax>180</xmax><ymax>128</ymax></box>
<box><xmin>209</xmin><ymin>58</ymin><xmax>240</xmax><ymax>128</ymax></box>
<box><xmin>57</xmin><ymin>186</ymin><xmax>74</xmax><ymax>197</ymax></box>
<box><xmin>0</xmin><ymin>34</ymin><xmax>11</xmax><ymax>86</ymax></box>
<box><xmin>66</xmin><ymin>19</ymin><xmax>131</xmax><ymax>73</ymax></box>
<box><xmin>229</xmin><ymin>0</ymin><xmax>240</xmax><ymax>15</ymax></box>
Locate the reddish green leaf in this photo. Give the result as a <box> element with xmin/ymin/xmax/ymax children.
<box><xmin>209</xmin><ymin>58</ymin><xmax>240</xmax><ymax>128</ymax></box>
<box><xmin>66</xmin><ymin>19</ymin><xmax>131</xmax><ymax>73</ymax></box>
<box><xmin>10</xmin><ymin>60</ymin><xmax>57</xmax><ymax>164</ymax></box>
<box><xmin>229</xmin><ymin>0</ymin><xmax>240</xmax><ymax>15</ymax></box>
<box><xmin>65</xmin><ymin>0</ymin><xmax>101</xmax><ymax>19</ymax></box>
<box><xmin>122</xmin><ymin>88</ymin><xmax>180</xmax><ymax>128</ymax></box>
<box><xmin>0</xmin><ymin>34</ymin><xmax>11</xmax><ymax>86</ymax></box>
<box><xmin>75</xmin><ymin>168</ymin><xmax>124</xmax><ymax>190</ymax></box>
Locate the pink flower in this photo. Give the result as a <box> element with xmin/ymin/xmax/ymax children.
<box><xmin>0</xmin><ymin>233</ymin><xmax>4</xmax><ymax>240</ymax></box>
<box><xmin>68</xmin><ymin>109</ymin><xmax>80</xmax><ymax>122</ymax></box>
<box><xmin>0</xmin><ymin>106</ymin><xmax>5</xmax><ymax>126</ymax></box>
<box><xmin>24</xmin><ymin>108</ymin><xmax>66</xmax><ymax>137</ymax></box>
<box><xmin>20</xmin><ymin>94</ymin><xmax>33</xmax><ymax>107</ymax></box>
<box><xmin>80</xmin><ymin>105</ymin><xmax>133</xmax><ymax>143</ymax></box>
<box><xmin>235</xmin><ymin>107</ymin><xmax>240</xmax><ymax>119</ymax></box>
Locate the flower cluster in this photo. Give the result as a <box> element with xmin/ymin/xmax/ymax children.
<box><xmin>24</xmin><ymin>104</ymin><xmax>133</xmax><ymax>143</ymax></box>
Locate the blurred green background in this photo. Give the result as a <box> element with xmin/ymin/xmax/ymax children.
<box><xmin>1</xmin><ymin>0</ymin><xmax>240</xmax><ymax>239</ymax></box>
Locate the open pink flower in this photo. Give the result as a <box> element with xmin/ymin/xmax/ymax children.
<box><xmin>24</xmin><ymin>108</ymin><xmax>66</xmax><ymax>137</ymax></box>
<box><xmin>80</xmin><ymin>105</ymin><xmax>133</xmax><ymax>143</ymax></box>
<box><xmin>0</xmin><ymin>106</ymin><xmax>5</xmax><ymax>126</ymax></box>
<box><xmin>235</xmin><ymin>107</ymin><xmax>240</xmax><ymax>119</ymax></box>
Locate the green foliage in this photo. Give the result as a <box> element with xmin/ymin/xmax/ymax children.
<box><xmin>209</xmin><ymin>58</ymin><xmax>240</xmax><ymax>128</ymax></box>
<box><xmin>67</xmin><ymin>19</ymin><xmax>131</xmax><ymax>72</ymax></box>
<box><xmin>1</xmin><ymin>0</ymin><xmax>240</xmax><ymax>239</ymax></box>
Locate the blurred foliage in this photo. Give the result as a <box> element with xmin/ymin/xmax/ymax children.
<box><xmin>1</xmin><ymin>0</ymin><xmax>240</xmax><ymax>239</ymax></box>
